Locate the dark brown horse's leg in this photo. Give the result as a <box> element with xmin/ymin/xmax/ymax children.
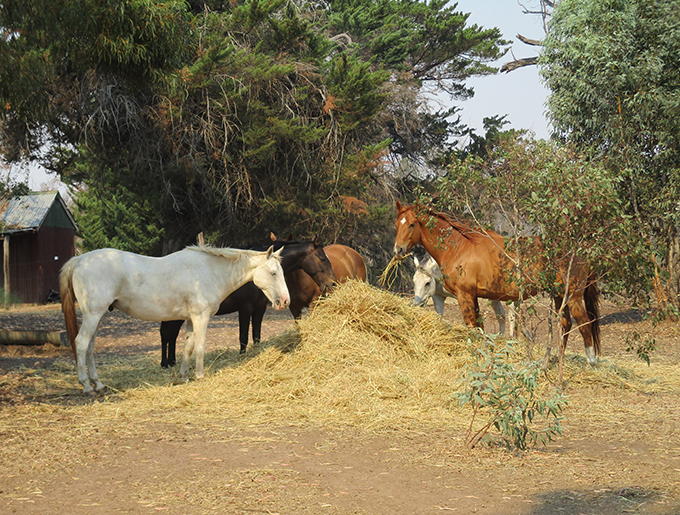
<box><xmin>160</xmin><ymin>320</ymin><xmax>184</xmax><ymax>368</ymax></box>
<box><xmin>567</xmin><ymin>296</ymin><xmax>597</xmax><ymax>365</ymax></box>
<box><xmin>251</xmin><ymin>305</ymin><xmax>267</xmax><ymax>348</ymax></box>
<box><xmin>238</xmin><ymin>309</ymin><xmax>251</xmax><ymax>355</ymax></box>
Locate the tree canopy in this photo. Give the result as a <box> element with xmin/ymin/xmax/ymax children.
<box><xmin>539</xmin><ymin>0</ymin><xmax>680</xmax><ymax>299</ymax></box>
<box><xmin>0</xmin><ymin>0</ymin><xmax>509</xmax><ymax>260</ymax></box>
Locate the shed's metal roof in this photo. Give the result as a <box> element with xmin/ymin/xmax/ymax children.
<box><xmin>0</xmin><ymin>191</ymin><xmax>77</xmax><ymax>234</ymax></box>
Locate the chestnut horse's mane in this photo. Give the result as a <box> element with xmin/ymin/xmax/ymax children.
<box><xmin>413</xmin><ymin>206</ymin><xmax>487</xmax><ymax>245</ymax></box>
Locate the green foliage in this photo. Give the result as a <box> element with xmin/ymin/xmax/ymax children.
<box><xmin>0</xmin><ymin>0</ymin><xmax>509</xmax><ymax>267</ymax></box>
<box><xmin>458</xmin><ymin>334</ymin><xmax>567</xmax><ymax>451</ymax></box>
<box><xmin>0</xmin><ymin>288</ymin><xmax>23</xmax><ymax>308</ymax></box>
<box><xmin>435</xmin><ymin>136</ymin><xmax>650</xmax><ymax>298</ymax></box>
<box><xmin>624</xmin><ymin>330</ymin><xmax>656</xmax><ymax>366</ymax></box>
<box><xmin>540</xmin><ymin>0</ymin><xmax>680</xmax><ymax>298</ymax></box>
<box><xmin>74</xmin><ymin>187</ymin><xmax>164</xmax><ymax>255</ymax></box>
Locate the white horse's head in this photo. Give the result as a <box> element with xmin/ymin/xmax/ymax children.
<box><xmin>252</xmin><ymin>247</ymin><xmax>290</xmax><ymax>310</ymax></box>
<box><xmin>412</xmin><ymin>254</ymin><xmax>441</xmax><ymax>308</ymax></box>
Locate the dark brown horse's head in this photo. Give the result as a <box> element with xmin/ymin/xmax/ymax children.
<box><xmin>393</xmin><ymin>201</ymin><xmax>421</xmax><ymax>258</ymax></box>
<box><xmin>301</xmin><ymin>236</ymin><xmax>337</xmax><ymax>293</ymax></box>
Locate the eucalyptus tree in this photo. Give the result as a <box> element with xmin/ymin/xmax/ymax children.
<box><xmin>540</xmin><ymin>0</ymin><xmax>680</xmax><ymax>300</ymax></box>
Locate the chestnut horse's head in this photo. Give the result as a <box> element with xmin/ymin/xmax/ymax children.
<box><xmin>393</xmin><ymin>201</ymin><xmax>421</xmax><ymax>258</ymax></box>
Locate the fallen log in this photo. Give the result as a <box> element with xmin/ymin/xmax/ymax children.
<box><xmin>0</xmin><ymin>330</ymin><xmax>68</xmax><ymax>347</ymax></box>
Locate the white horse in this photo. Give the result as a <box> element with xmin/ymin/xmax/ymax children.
<box><xmin>413</xmin><ymin>254</ymin><xmax>515</xmax><ymax>336</ymax></box>
<box><xmin>60</xmin><ymin>245</ymin><xmax>290</xmax><ymax>394</ymax></box>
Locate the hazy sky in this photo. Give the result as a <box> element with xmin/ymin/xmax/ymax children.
<box><xmin>25</xmin><ymin>1</ymin><xmax>551</xmax><ymax>192</ymax></box>
<box><xmin>451</xmin><ymin>0</ymin><xmax>550</xmax><ymax>140</ymax></box>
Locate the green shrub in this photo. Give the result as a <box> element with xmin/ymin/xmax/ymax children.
<box><xmin>457</xmin><ymin>334</ymin><xmax>567</xmax><ymax>451</ymax></box>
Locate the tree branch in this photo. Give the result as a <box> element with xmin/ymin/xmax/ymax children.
<box><xmin>500</xmin><ymin>56</ymin><xmax>538</xmax><ymax>73</ymax></box>
<box><xmin>517</xmin><ymin>34</ymin><xmax>542</xmax><ymax>46</ymax></box>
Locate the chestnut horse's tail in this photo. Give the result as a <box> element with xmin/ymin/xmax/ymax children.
<box><xmin>584</xmin><ymin>274</ymin><xmax>601</xmax><ymax>356</ymax></box>
<box><xmin>59</xmin><ymin>257</ymin><xmax>80</xmax><ymax>361</ymax></box>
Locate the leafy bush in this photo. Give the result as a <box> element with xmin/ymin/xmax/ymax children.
<box><xmin>457</xmin><ymin>334</ymin><xmax>567</xmax><ymax>451</ymax></box>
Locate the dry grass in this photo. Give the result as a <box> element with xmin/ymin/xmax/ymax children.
<box><xmin>81</xmin><ymin>280</ymin><xmax>476</xmax><ymax>434</ymax></box>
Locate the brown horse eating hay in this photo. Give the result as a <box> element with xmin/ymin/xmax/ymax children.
<box><xmin>392</xmin><ymin>201</ymin><xmax>600</xmax><ymax>364</ymax></box>
<box><xmin>287</xmin><ymin>244</ymin><xmax>366</xmax><ymax>318</ymax></box>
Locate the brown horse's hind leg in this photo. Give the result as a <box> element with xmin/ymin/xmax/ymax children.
<box><xmin>555</xmin><ymin>297</ymin><xmax>571</xmax><ymax>353</ymax></box>
<box><xmin>567</xmin><ymin>296</ymin><xmax>597</xmax><ymax>365</ymax></box>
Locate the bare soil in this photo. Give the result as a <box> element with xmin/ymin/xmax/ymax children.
<box><xmin>1</xmin><ymin>298</ymin><xmax>680</xmax><ymax>515</ymax></box>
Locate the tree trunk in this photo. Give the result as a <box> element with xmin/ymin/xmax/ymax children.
<box><xmin>667</xmin><ymin>228</ymin><xmax>680</xmax><ymax>301</ymax></box>
<box><xmin>0</xmin><ymin>330</ymin><xmax>67</xmax><ymax>346</ymax></box>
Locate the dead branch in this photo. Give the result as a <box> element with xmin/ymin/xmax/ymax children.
<box><xmin>517</xmin><ymin>34</ymin><xmax>542</xmax><ymax>46</ymax></box>
<box><xmin>500</xmin><ymin>56</ymin><xmax>538</xmax><ymax>73</ymax></box>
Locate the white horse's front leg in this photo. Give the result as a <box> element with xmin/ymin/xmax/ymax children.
<box><xmin>433</xmin><ymin>294</ymin><xmax>445</xmax><ymax>317</ymax></box>
<box><xmin>191</xmin><ymin>313</ymin><xmax>211</xmax><ymax>379</ymax></box>
<box><xmin>180</xmin><ymin>320</ymin><xmax>195</xmax><ymax>378</ymax></box>
<box><xmin>491</xmin><ymin>300</ymin><xmax>506</xmax><ymax>335</ymax></box>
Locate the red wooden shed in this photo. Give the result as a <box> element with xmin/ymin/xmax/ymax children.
<box><xmin>0</xmin><ymin>191</ymin><xmax>78</xmax><ymax>304</ymax></box>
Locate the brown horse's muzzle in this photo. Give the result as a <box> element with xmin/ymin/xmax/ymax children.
<box><xmin>393</xmin><ymin>242</ymin><xmax>410</xmax><ymax>259</ymax></box>
<box><xmin>319</xmin><ymin>281</ymin><xmax>337</xmax><ymax>295</ymax></box>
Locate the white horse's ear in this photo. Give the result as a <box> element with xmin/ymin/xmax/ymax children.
<box><xmin>265</xmin><ymin>246</ymin><xmax>274</xmax><ymax>258</ymax></box>
<box><xmin>413</xmin><ymin>255</ymin><xmax>420</xmax><ymax>267</ymax></box>
<box><xmin>273</xmin><ymin>246</ymin><xmax>284</xmax><ymax>258</ymax></box>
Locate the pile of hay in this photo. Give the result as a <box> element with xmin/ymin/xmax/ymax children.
<box><xmin>67</xmin><ymin>280</ymin><xmax>678</xmax><ymax>438</ymax></box>
<box><xmin>101</xmin><ymin>281</ymin><xmax>475</xmax><ymax>433</ymax></box>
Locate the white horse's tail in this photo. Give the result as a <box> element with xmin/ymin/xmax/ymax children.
<box><xmin>59</xmin><ymin>257</ymin><xmax>80</xmax><ymax>361</ymax></box>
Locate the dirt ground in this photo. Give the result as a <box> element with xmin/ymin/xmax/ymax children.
<box><xmin>1</xmin><ymin>297</ymin><xmax>680</xmax><ymax>515</ymax></box>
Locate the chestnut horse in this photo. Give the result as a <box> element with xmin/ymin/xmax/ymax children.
<box><xmin>413</xmin><ymin>253</ymin><xmax>515</xmax><ymax>336</ymax></box>
<box><xmin>287</xmin><ymin>244</ymin><xmax>366</xmax><ymax>318</ymax></box>
<box><xmin>160</xmin><ymin>237</ymin><xmax>337</xmax><ymax>365</ymax></box>
<box><xmin>393</xmin><ymin>201</ymin><xmax>600</xmax><ymax>363</ymax></box>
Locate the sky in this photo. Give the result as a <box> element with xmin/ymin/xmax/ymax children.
<box><xmin>23</xmin><ymin>0</ymin><xmax>551</xmax><ymax>193</ymax></box>
<box><xmin>450</xmin><ymin>0</ymin><xmax>551</xmax><ymax>140</ymax></box>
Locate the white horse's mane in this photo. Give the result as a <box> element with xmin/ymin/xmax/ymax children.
<box><xmin>415</xmin><ymin>255</ymin><xmax>440</xmax><ymax>278</ymax></box>
<box><xmin>186</xmin><ymin>244</ymin><xmax>278</xmax><ymax>261</ymax></box>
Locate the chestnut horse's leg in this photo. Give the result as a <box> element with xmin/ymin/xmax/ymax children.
<box><xmin>567</xmin><ymin>295</ymin><xmax>598</xmax><ymax>365</ymax></box>
<box><xmin>556</xmin><ymin>297</ymin><xmax>572</xmax><ymax>352</ymax></box>
<box><xmin>456</xmin><ymin>291</ymin><xmax>483</xmax><ymax>329</ymax></box>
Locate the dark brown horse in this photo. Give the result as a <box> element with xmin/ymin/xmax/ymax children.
<box><xmin>160</xmin><ymin>237</ymin><xmax>337</xmax><ymax>366</ymax></box>
<box><xmin>287</xmin><ymin>244</ymin><xmax>367</xmax><ymax>318</ymax></box>
<box><xmin>393</xmin><ymin>201</ymin><xmax>601</xmax><ymax>364</ymax></box>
